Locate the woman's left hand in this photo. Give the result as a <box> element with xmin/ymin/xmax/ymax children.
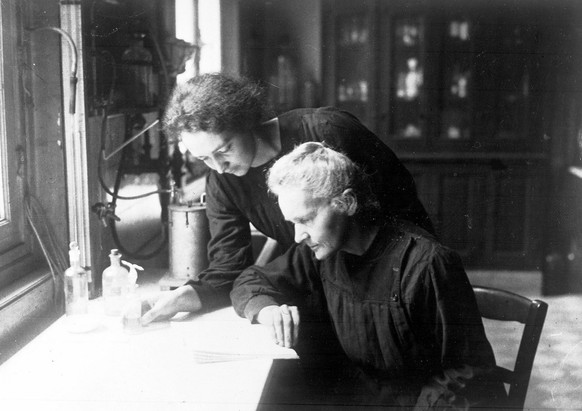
<box><xmin>256</xmin><ymin>304</ymin><xmax>300</xmax><ymax>348</ymax></box>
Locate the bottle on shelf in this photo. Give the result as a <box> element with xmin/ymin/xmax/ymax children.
<box><xmin>102</xmin><ymin>249</ymin><xmax>129</xmax><ymax>316</ymax></box>
<box><xmin>64</xmin><ymin>241</ymin><xmax>90</xmax><ymax>332</ymax></box>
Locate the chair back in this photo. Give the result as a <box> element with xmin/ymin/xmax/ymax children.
<box><xmin>472</xmin><ymin>286</ymin><xmax>548</xmax><ymax>410</ymax></box>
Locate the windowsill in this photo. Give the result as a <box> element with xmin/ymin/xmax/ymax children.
<box><xmin>0</xmin><ymin>266</ymin><xmax>53</xmax><ymax>309</ymax></box>
<box><xmin>0</xmin><ymin>266</ymin><xmax>60</xmax><ymax>366</ymax></box>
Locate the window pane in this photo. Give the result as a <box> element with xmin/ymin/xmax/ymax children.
<box><xmin>0</xmin><ymin>5</ymin><xmax>9</xmax><ymax>226</ymax></box>
<box><xmin>0</xmin><ymin>0</ymin><xmax>30</xmax><ymax>282</ymax></box>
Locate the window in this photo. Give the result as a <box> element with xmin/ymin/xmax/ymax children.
<box><xmin>175</xmin><ymin>0</ymin><xmax>221</xmax><ymax>84</ymax></box>
<box><xmin>0</xmin><ymin>0</ymin><xmax>67</xmax><ymax>292</ymax></box>
<box><xmin>0</xmin><ymin>0</ymin><xmax>31</xmax><ymax>289</ymax></box>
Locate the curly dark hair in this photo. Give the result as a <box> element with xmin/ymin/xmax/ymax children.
<box><xmin>162</xmin><ymin>73</ymin><xmax>271</xmax><ymax>142</ymax></box>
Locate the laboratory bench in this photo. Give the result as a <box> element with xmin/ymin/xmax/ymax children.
<box><xmin>0</xmin><ymin>264</ymin><xmax>383</xmax><ymax>410</ymax></box>
<box><xmin>0</xmin><ymin>267</ymin><xmax>301</xmax><ymax>410</ymax></box>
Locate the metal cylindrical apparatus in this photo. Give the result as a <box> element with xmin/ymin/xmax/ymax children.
<box><xmin>168</xmin><ymin>197</ymin><xmax>210</xmax><ymax>281</ymax></box>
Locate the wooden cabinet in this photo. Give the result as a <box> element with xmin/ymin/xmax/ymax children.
<box><xmin>322</xmin><ymin>0</ymin><xmax>555</xmax><ymax>269</ymax></box>
<box><xmin>332</xmin><ymin>6</ymin><xmax>376</xmax><ymax>126</ymax></box>
<box><xmin>410</xmin><ymin>160</ymin><xmax>547</xmax><ymax>268</ymax></box>
<box><xmin>379</xmin><ymin>4</ymin><xmax>544</xmax><ymax>154</ymax></box>
<box><xmin>322</xmin><ymin>0</ymin><xmax>378</xmax><ymax>127</ymax></box>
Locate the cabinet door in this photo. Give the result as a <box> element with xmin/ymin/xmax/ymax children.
<box><xmin>408</xmin><ymin>161</ymin><xmax>545</xmax><ymax>269</ymax></box>
<box><xmin>389</xmin><ymin>15</ymin><xmax>427</xmax><ymax>142</ymax></box>
<box><xmin>379</xmin><ymin>3</ymin><xmax>542</xmax><ymax>154</ymax></box>
<box><xmin>322</xmin><ymin>0</ymin><xmax>377</xmax><ymax>129</ymax></box>
<box><xmin>334</xmin><ymin>13</ymin><xmax>373</xmax><ymax>124</ymax></box>
<box><xmin>409</xmin><ymin>163</ymin><xmax>487</xmax><ymax>263</ymax></box>
<box><xmin>438</xmin><ymin>169</ymin><xmax>487</xmax><ymax>262</ymax></box>
<box><xmin>439</xmin><ymin>15</ymin><xmax>474</xmax><ymax>143</ymax></box>
<box><xmin>471</xmin><ymin>14</ymin><xmax>541</xmax><ymax>151</ymax></box>
<box><xmin>485</xmin><ymin>163</ymin><xmax>546</xmax><ymax>268</ymax></box>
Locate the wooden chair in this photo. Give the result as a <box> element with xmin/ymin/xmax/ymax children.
<box><xmin>472</xmin><ymin>286</ymin><xmax>548</xmax><ymax>410</ymax></box>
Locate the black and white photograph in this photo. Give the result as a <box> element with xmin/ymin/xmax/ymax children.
<box><xmin>0</xmin><ymin>0</ymin><xmax>580</xmax><ymax>410</ymax></box>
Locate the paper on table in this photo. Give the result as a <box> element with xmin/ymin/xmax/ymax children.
<box><xmin>190</xmin><ymin>332</ymin><xmax>298</xmax><ymax>364</ymax></box>
<box><xmin>186</xmin><ymin>308</ymin><xmax>299</xmax><ymax>363</ymax></box>
<box><xmin>192</xmin><ymin>350</ymin><xmax>272</xmax><ymax>363</ymax></box>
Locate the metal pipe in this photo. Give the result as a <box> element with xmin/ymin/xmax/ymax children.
<box><xmin>102</xmin><ymin>118</ymin><xmax>160</xmax><ymax>161</ymax></box>
<box><xmin>30</xmin><ymin>26</ymin><xmax>78</xmax><ymax>114</ymax></box>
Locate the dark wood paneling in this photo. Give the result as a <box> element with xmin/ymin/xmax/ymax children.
<box><xmin>407</xmin><ymin>161</ymin><xmax>545</xmax><ymax>269</ymax></box>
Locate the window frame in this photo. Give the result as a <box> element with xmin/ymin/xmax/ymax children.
<box><xmin>0</xmin><ymin>0</ymin><xmax>34</xmax><ymax>289</ymax></box>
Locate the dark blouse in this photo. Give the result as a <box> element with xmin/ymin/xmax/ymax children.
<box><xmin>191</xmin><ymin>107</ymin><xmax>433</xmax><ymax>311</ymax></box>
<box><xmin>231</xmin><ymin>221</ymin><xmax>507</xmax><ymax>408</ymax></box>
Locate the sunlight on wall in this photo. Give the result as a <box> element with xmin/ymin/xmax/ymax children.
<box><xmin>199</xmin><ymin>0</ymin><xmax>221</xmax><ymax>74</ymax></box>
<box><xmin>175</xmin><ymin>0</ymin><xmax>221</xmax><ymax>84</ymax></box>
<box><xmin>175</xmin><ymin>0</ymin><xmax>195</xmax><ymax>83</ymax></box>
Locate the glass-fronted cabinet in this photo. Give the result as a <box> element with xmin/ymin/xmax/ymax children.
<box><xmin>391</xmin><ymin>15</ymin><xmax>426</xmax><ymax>140</ymax></box>
<box><xmin>323</xmin><ymin>0</ymin><xmax>377</xmax><ymax>128</ymax></box>
<box><xmin>335</xmin><ymin>13</ymin><xmax>372</xmax><ymax>124</ymax></box>
<box><xmin>382</xmin><ymin>5</ymin><xmax>542</xmax><ymax>153</ymax></box>
<box><xmin>471</xmin><ymin>18</ymin><xmax>537</xmax><ymax>146</ymax></box>
<box><xmin>440</xmin><ymin>16</ymin><xmax>472</xmax><ymax>142</ymax></box>
<box><xmin>322</xmin><ymin>0</ymin><xmax>561</xmax><ymax>269</ymax></box>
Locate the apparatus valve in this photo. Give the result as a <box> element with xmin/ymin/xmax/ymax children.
<box><xmin>91</xmin><ymin>202</ymin><xmax>121</xmax><ymax>227</ymax></box>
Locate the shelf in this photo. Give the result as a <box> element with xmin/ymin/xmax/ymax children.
<box><xmin>397</xmin><ymin>152</ymin><xmax>548</xmax><ymax>162</ymax></box>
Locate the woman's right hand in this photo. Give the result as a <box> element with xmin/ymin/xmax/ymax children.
<box><xmin>140</xmin><ymin>285</ymin><xmax>202</xmax><ymax>325</ymax></box>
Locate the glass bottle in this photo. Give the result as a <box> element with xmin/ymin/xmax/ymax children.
<box><xmin>121</xmin><ymin>260</ymin><xmax>144</xmax><ymax>333</ymax></box>
<box><xmin>64</xmin><ymin>241</ymin><xmax>90</xmax><ymax>332</ymax></box>
<box><xmin>121</xmin><ymin>32</ymin><xmax>154</xmax><ymax>107</ymax></box>
<box><xmin>102</xmin><ymin>249</ymin><xmax>128</xmax><ymax>316</ymax></box>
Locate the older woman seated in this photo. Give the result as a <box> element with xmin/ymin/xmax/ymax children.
<box><xmin>231</xmin><ymin>142</ymin><xmax>508</xmax><ymax>409</ymax></box>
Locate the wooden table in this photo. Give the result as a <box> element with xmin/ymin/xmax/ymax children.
<box><xmin>0</xmin><ymin>300</ymin><xmax>298</xmax><ymax>411</ymax></box>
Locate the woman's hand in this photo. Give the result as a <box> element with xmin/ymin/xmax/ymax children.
<box><xmin>140</xmin><ymin>285</ymin><xmax>202</xmax><ymax>325</ymax></box>
<box><xmin>256</xmin><ymin>304</ymin><xmax>300</xmax><ymax>348</ymax></box>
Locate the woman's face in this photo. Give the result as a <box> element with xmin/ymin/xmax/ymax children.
<box><xmin>180</xmin><ymin>130</ymin><xmax>256</xmax><ymax>176</ymax></box>
<box><xmin>278</xmin><ymin>187</ymin><xmax>349</xmax><ymax>261</ymax></box>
